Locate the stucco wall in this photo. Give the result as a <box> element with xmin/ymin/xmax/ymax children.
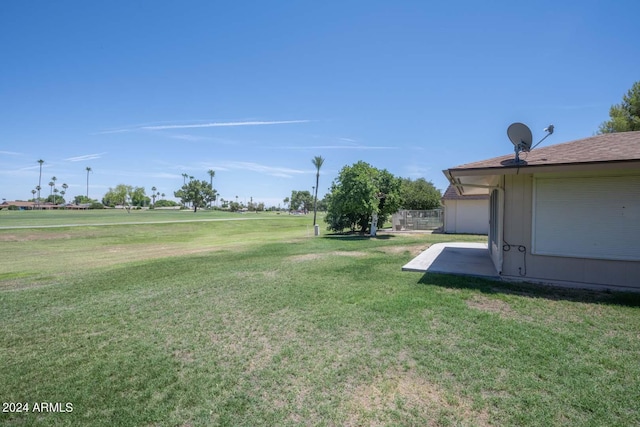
<box><xmin>501</xmin><ymin>173</ymin><xmax>640</xmax><ymax>290</ymax></box>
<box><xmin>443</xmin><ymin>199</ymin><xmax>488</xmax><ymax>234</ymax></box>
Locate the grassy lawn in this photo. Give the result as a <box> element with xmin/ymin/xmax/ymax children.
<box><xmin>1</xmin><ymin>211</ymin><xmax>639</xmax><ymax>426</ymax></box>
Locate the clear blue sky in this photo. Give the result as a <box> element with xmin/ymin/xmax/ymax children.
<box><xmin>2</xmin><ymin>1</ymin><xmax>639</xmax><ymax>207</ymax></box>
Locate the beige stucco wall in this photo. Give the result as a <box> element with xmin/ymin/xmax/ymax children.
<box><xmin>443</xmin><ymin>199</ymin><xmax>488</xmax><ymax>234</ymax></box>
<box><xmin>501</xmin><ymin>173</ymin><xmax>640</xmax><ymax>290</ymax></box>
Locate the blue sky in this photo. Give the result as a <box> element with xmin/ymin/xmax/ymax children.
<box><xmin>2</xmin><ymin>1</ymin><xmax>639</xmax><ymax>207</ymax></box>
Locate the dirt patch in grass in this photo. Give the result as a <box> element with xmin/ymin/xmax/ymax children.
<box><xmin>376</xmin><ymin>244</ymin><xmax>428</xmax><ymax>257</ymax></box>
<box><xmin>288</xmin><ymin>251</ymin><xmax>367</xmax><ymax>262</ymax></box>
<box><xmin>0</xmin><ymin>232</ymin><xmax>75</xmax><ymax>242</ymax></box>
<box><xmin>466</xmin><ymin>295</ymin><xmax>517</xmax><ymax>320</ymax></box>
<box><xmin>346</xmin><ymin>364</ymin><xmax>491</xmax><ymax>426</ymax></box>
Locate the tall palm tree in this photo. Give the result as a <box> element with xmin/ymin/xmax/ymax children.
<box><xmin>51</xmin><ymin>176</ymin><xmax>58</xmax><ymax>204</ymax></box>
<box><xmin>37</xmin><ymin>159</ymin><xmax>44</xmax><ymax>207</ymax></box>
<box><xmin>151</xmin><ymin>186</ymin><xmax>157</xmax><ymax>206</ymax></box>
<box><xmin>207</xmin><ymin>169</ymin><xmax>215</xmax><ymax>208</ymax></box>
<box><xmin>31</xmin><ymin>189</ymin><xmax>36</xmax><ymax>202</ymax></box>
<box><xmin>311</xmin><ymin>156</ymin><xmax>325</xmax><ymax>226</ymax></box>
<box><xmin>61</xmin><ymin>183</ymin><xmax>68</xmax><ymax>204</ymax></box>
<box><xmin>48</xmin><ymin>180</ymin><xmax>54</xmax><ymax>202</ymax></box>
<box><xmin>182</xmin><ymin>173</ymin><xmax>188</xmax><ymax>185</ymax></box>
<box><xmin>86</xmin><ymin>167</ymin><xmax>92</xmax><ymax>199</ymax></box>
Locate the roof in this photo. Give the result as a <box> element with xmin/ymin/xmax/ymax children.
<box><xmin>450</xmin><ymin>131</ymin><xmax>640</xmax><ymax>171</ymax></box>
<box><xmin>1</xmin><ymin>201</ymin><xmax>35</xmax><ymax>207</ymax></box>
<box><xmin>443</xmin><ymin>131</ymin><xmax>640</xmax><ymax>196</ymax></box>
<box><xmin>441</xmin><ymin>184</ymin><xmax>488</xmax><ymax>200</ymax></box>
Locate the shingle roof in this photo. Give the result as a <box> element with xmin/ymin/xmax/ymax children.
<box><xmin>449</xmin><ymin>131</ymin><xmax>640</xmax><ymax>171</ymax></box>
<box><xmin>441</xmin><ymin>184</ymin><xmax>489</xmax><ymax>200</ymax></box>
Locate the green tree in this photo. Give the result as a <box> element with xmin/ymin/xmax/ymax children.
<box><xmin>598</xmin><ymin>81</ymin><xmax>640</xmax><ymax>133</ymax></box>
<box><xmin>312</xmin><ymin>155</ymin><xmax>325</xmax><ymax>226</ymax></box>
<box><xmin>154</xmin><ymin>199</ymin><xmax>179</xmax><ymax>208</ymax></box>
<box><xmin>73</xmin><ymin>195</ymin><xmax>94</xmax><ymax>205</ymax></box>
<box><xmin>130</xmin><ymin>187</ymin><xmax>149</xmax><ymax>207</ymax></box>
<box><xmin>207</xmin><ymin>169</ymin><xmax>215</xmax><ymax>208</ymax></box>
<box><xmin>48</xmin><ymin>180</ymin><xmax>55</xmax><ymax>202</ymax></box>
<box><xmin>151</xmin><ymin>186</ymin><xmax>157</xmax><ymax>207</ymax></box>
<box><xmin>325</xmin><ymin>161</ymin><xmax>401</xmax><ymax>233</ymax></box>
<box><xmin>60</xmin><ymin>183</ymin><xmax>68</xmax><ymax>204</ymax></box>
<box><xmin>399</xmin><ymin>178</ymin><xmax>442</xmax><ymax>210</ymax></box>
<box><xmin>290</xmin><ymin>190</ymin><xmax>313</xmax><ymax>213</ymax></box>
<box><xmin>102</xmin><ymin>184</ymin><xmax>133</xmax><ymax>209</ymax></box>
<box><xmin>175</xmin><ymin>179</ymin><xmax>217</xmax><ymax>212</ymax></box>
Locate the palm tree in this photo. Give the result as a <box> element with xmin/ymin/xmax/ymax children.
<box><xmin>151</xmin><ymin>186</ymin><xmax>157</xmax><ymax>206</ymax></box>
<box><xmin>31</xmin><ymin>189</ymin><xmax>36</xmax><ymax>202</ymax></box>
<box><xmin>61</xmin><ymin>183</ymin><xmax>68</xmax><ymax>204</ymax></box>
<box><xmin>207</xmin><ymin>169</ymin><xmax>215</xmax><ymax>208</ymax></box>
<box><xmin>51</xmin><ymin>176</ymin><xmax>58</xmax><ymax>204</ymax></box>
<box><xmin>311</xmin><ymin>156</ymin><xmax>325</xmax><ymax>226</ymax></box>
<box><xmin>86</xmin><ymin>167</ymin><xmax>92</xmax><ymax>198</ymax></box>
<box><xmin>182</xmin><ymin>173</ymin><xmax>188</xmax><ymax>185</ymax></box>
<box><xmin>48</xmin><ymin>181</ymin><xmax>54</xmax><ymax>203</ymax></box>
<box><xmin>37</xmin><ymin>159</ymin><xmax>44</xmax><ymax>208</ymax></box>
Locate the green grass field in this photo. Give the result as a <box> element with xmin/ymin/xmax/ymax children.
<box><xmin>1</xmin><ymin>210</ymin><xmax>639</xmax><ymax>426</ymax></box>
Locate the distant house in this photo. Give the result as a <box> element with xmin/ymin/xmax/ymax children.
<box><xmin>443</xmin><ymin>131</ymin><xmax>640</xmax><ymax>291</ymax></box>
<box><xmin>1</xmin><ymin>201</ymin><xmax>36</xmax><ymax>210</ymax></box>
<box><xmin>441</xmin><ymin>184</ymin><xmax>488</xmax><ymax>234</ymax></box>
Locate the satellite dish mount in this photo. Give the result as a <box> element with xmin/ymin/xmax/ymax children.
<box><xmin>507</xmin><ymin>123</ymin><xmax>533</xmax><ymax>164</ymax></box>
<box><xmin>506</xmin><ymin>122</ymin><xmax>554</xmax><ymax>164</ymax></box>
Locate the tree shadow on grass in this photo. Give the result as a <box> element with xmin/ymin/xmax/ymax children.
<box><xmin>322</xmin><ymin>233</ymin><xmax>394</xmax><ymax>240</ymax></box>
<box><xmin>417</xmin><ymin>272</ymin><xmax>640</xmax><ymax>308</ymax></box>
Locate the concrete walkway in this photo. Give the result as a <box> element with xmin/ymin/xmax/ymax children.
<box><xmin>402</xmin><ymin>242</ymin><xmax>499</xmax><ymax>279</ymax></box>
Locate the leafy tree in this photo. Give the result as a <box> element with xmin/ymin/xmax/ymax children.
<box><xmin>174</xmin><ymin>179</ymin><xmax>217</xmax><ymax>212</ymax></box>
<box><xmin>290</xmin><ymin>190</ymin><xmax>313</xmax><ymax>213</ymax></box>
<box><xmin>598</xmin><ymin>81</ymin><xmax>640</xmax><ymax>133</ymax></box>
<box><xmin>102</xmin><ymin>184</ymin><xmax>133</xmax><ymax>208</ymax></box>
<box><xmin>316</xmin><ymin>195</ymin><xmax>328</xmax><ymax>212</ymax></box>
<box><xmin>45</xmin><ymin>194</ymin><xmax>65</xmax><ymax>204</ymax></box>
<box><xmin>325</xmin><ymin>161</ymin><xmax>401</xmax><ymax>233</ymax></box>
<box><xmin>399</xmin><ymin>178</ymin><xmax>442</xmax><ymax>210</ymax></box>
<box><xmin>283</xmin><ymin>197</ymin><xmax>290</xmax><ymax>210</ymax></box>
<box><xmin>154</xmin><ymin>199</ymin><xmax>179</xmax><ymax>208</ymax></box>
<box><xmin>73</xmin><ymin>195</ymin><xmax>95</xmax><ymax>205</ymax></box>
<box><xmin>228</xmin><ymin>201</ymin><xmax>243</xmax><ymax>212</ymax></box>
<box><xmin>130</xmin><ymin>187</ymin><xmax>150</xmax><ymax>207</ymax></box>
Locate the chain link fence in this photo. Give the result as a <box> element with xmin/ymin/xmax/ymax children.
<box><xmin>391</xmin><ymin>209</ymin><xmax>443</xmax><ymax>231</ymax></box>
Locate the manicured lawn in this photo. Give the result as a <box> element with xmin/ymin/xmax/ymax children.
<box><xmin>1</xmin><ymin>212</ymin><xmax>639</xmax><ymax>426</ymax></box>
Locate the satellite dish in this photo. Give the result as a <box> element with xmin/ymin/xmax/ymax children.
<box><xmin>507</xmin><ymin>122</ymin><xmax>533</xmax><ymax>152</ymax></box>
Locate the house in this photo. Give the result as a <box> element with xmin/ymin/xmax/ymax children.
<box><xmin>443</xmin><ymin>131</ymin><xmax>640</xmax><ymax>291</ymax></box>
<box><xmin>1</xmin><ymin>201</ymin><xmax>36</xmax><ymax>210</ymax></box>
<box><xmin>441</xmin><ymin>184</ymin><xmax>489</xmax><ymax>234</ymax></box>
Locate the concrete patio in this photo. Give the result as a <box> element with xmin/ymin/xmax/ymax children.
<box><xmin>402</xmin><ymin>242</ymin><xmax>500</xmax><ymax>279</ymax></box>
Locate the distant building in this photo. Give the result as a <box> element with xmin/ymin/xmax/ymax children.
<box><xmin>443</xmin><ymin>131</ymin><xmax>640</xmax><ymax>290</ymax></box>
<box><xmin>441</xmin><ymin>185</ymin><xmax>488</xmax><ymax>234</ymax></box>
